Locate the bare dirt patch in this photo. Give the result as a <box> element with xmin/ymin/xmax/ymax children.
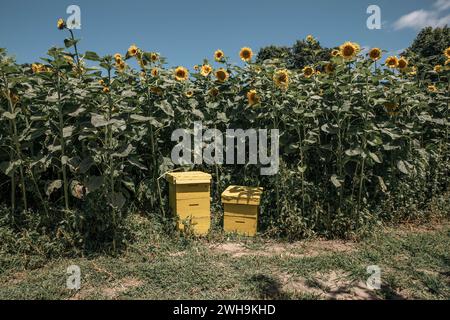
<box><xmin>280</xmin><ymin>270</ymin><xmax>379</xmax><ymax>300</ymax></box>
<box><xmin>210</xmin><ymin>239</ymin><xmax>355</xmax><ymax>258</ymax></box>
<box><xmin>101</xmin><ymin>277</ymin><xmax>143</xmax><ymax>299</ymax></box>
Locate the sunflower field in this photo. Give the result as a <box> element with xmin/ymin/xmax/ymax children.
<box><xmin>0</xmin><ymin>23</ymin><xmax>449</xmax><ymax>253</ymax></box>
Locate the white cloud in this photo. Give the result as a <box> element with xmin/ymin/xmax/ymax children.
<box><xmin>434</xmin><ymin>0</ymin><xmax>450</xmax><ymax>11</ymax></box>
<box><xmin>393</xmin><ymin>0</ymin><xmax>450</xmax><ymax>30</ymax></box>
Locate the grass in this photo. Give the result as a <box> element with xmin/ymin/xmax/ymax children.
<box><xmin>0</xmin><ymin>215</ymin><xmax>448</xmax><ymax>300</ymax></box>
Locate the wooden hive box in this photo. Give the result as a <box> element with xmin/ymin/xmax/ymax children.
<box><xmin>165</xmin><ymin>171</ymin><xmax>212</xmax><ymax>235</ymax></box>
<box><xmin>221</xmin><ymin>185</ymin><xmax>263</xmax><ymax>237</ymax></box>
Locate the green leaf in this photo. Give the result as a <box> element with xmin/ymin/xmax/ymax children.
<box><xmin>86</xmin><ymin>176</ymin><xmax>104</xmax><ymax>193</ymax></box>
<box><xmin>46</xmin><ymin>180</ymin><xmax>62</xmax><ymax>197</ymax></box>
<box><xmin>91</xmin><ymin>113</ymin><xmax>108</xmax><ymax>127</ymax></box>
<box><xmin>84</xmin><ymin>51</ymin><xmax>101</xmax><ymax>61</ymax></box>
<box><xmin>369</xmin><ymin>152</ymin><xmax>382</xmax><ymax>163</ymax></box>
<box><xmin>111</xmin><ymin>192</ymin><xmax>126</xmax><ymax>209</ymax></box>
<box><xmin>330</xmin><ymin>174</ymin><xmax>342</xmax><ymax>188</ymax></box>
<box><xmin>397</xmin><ymin>160</ymin><xmax>409</xmax><ymax>175</ymax></box>
<box><xmin>158</xmin><ymin>100</ymin><xmax>174</xmax><ymax>117</ymax></box>
<box><xmin>130</xmin><ymin>114</ymin><xmax>163</xmax><ymax>127</ymax></box>
<box><xmin>63</xmin><ymin>126</ymin><xmax>74</xmax><ymax>138</ymax></box>
<box><xmin>112</xmin><ymin>144</ymin><xmax>133</xmax><ymax>158</ymax></box>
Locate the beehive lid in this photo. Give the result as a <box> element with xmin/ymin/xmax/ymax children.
<box><xmin>165</xmin><ymin>171</ymin><xmax>212</xmax><ymax>185</ymax></box>
<box><xmin>221</xmin><ymin>185</ymin><xmax>264</xmax><ymax>205</ymax></box>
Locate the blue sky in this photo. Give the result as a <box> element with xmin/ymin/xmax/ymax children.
<box><xmin>1</xmin><ymin>0</ymin><xmax>449</xmax><ymax>68</ymax></box>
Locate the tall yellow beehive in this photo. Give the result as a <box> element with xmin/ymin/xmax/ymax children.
<box><xmin>221</xmin><ymin>185</ymin><xmax>263</xmax><ymax>237</ymax></box>
<box><xmin>165</xmin><ymin>171</ymin><xmax>212</xmax><ymax>235</ymax></box>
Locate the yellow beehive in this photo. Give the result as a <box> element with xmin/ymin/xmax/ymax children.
<box><xmin>221</xmin><ymin>185</ymin><xmax>263</xmax><ymax>237</ymax></box>
<box><xmin>165</xmin><ymin>171</ymin><xmax>212</xmax><ymax>235</ymax></box>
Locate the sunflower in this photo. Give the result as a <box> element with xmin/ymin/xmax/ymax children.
<box><xmin>306</xmin><ymin>35</ymin><xmax>314</xmax><ymax>43</ymax></box>
<box><xmin>98</xmin><ymin>79</ymin><xmax>105</xmax><ymax>86</ymax></box>
<box><xmin>302</xmin><ymin>66</ymin><xmax>315</xmax><ymax>78</ymax></box>
<box><xmin>201</xmin><ymin>64</ymin><xmax>212</xmax><ymax>77</ymax></box>
<box><xmin>151</xmin><ymin>53</ymin><xmax>158</xmax><ymax>62</ymax></box>
<box><xmin>102</xmin><ymin>87</ymin><xmax>110</xmax><ymax>94</ymax></box>
<box><xmin>239</xmin><ymin>47</ymin><xmax>253</xmax><ymax>62</ymax></box>
<box><xmin>368</xmin><ymin>48</ymin><xmax>381</xmax><ymax>61</ymax></box>
<box><xmin>408</xmin><ymin>66</ymin><xmax>417</xmax><ymax>76</ymax></box>
<box><xmin>64</xmin><ymin>55</ymin><xmax>74</xmax><ymax>65</ymax></box>
<box><xmin>215</xmin><ymin>68</ymin><xmax>229</xmax><ymax>82</ymax></box>
<box><xmin>434</xmin><ymin>65</ymin><xmax>443</xmax><ymax>73</ymax></box>
<box><xmin>208</xmin><ymin>87</ymin><xmax>219</xmax><ymax>97</ymax></box>
<box><xmin>114</xmin><ymin>53</ymin><xmax>122</xmax><ymax>63</ymax></box>
<box><xmin>116</xmin><ymin>61</ymin><xmax>126</xmax><ymax>72</ymax></box>
<box><xmin>331</xmin><ymin>49</ymin><xmax>340</xmax><ymax>57</ymax></box>
<box><xmin>150</xmin><ymin>86</ymin><xmax>163</xmax><ymax>95</ymax></box>
<box><xmin>31</xmin><ymin>63</ymin><xmax>45</xmax><ymax>74</ymax></box>
<box><xmin>339</xmin><ymin>42</ymin><xmax>360</xmax><ymax>60</ymax></box>
<box><xmin>128</xmin><ymin>45</ymin><xmax>138</xmax><ymax>57</ymax></box>
<box><xmin>185</xmin><ymin>90</ymin><xmax>194</xmax><ymax>98</ymax></box>
<box><xmin>385</xmin><ymin>56</ymin><xmax>399</xmax><ymax>68</ymax></box>
<box><xmin>325</xmin><ymin>63</ymin><xmax>335</xmax><ymax>74</ymax></box>
<box><xmin>384</xmin><ymin>102</ymin><xmax>399</xmax><ymax>116</ymax></box>
<box><xmin>214</xmin><ymin>50</ymin><xmax>224</xmax><ymax>62</ymax></box>
<box><xmin>9</xmin><ymin>93</ymin><xmax>19</xmax><ymax>105</ymax></box>
<box><xmin>247</xmin><ymin>89</ymin><xmax>260</xmax><ymax>106</ymax></box>
<box><xmin>57</xmin><ymin>18</ymin><xmax>66</xmax><ymax>30</ymax></box>
<box><xmin>397</xmin><ymin>57</ymin><xmax>408</xmax><ymax>71</ymax></box>
<box><xmin>444</xmin><ymin>47</ymin><xmax>450</xmax><ymax>59</ymax></box>
<box><xmin>151</xmin><ymin>68</ymin><xmax>159</xmax><ymax>77</ymax></box>
<box><xmin>428</xmin><ymin>85</ymin><xmax>437</xmax><ymax>92</ymax></box>
<box><xmin>273</xmin><ymin>69</ymin><xmax>289</xmax><ymax>89</ymax></box>
<box><xmin>174</xmin><ymin>66</ymin><xmax>189</xmax><ymax>81</ymax></box>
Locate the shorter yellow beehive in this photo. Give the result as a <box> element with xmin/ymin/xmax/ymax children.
<box><xmin>221</xmin><ymin>185</ymin><xmax>263</xmax><ymax>237</ymax></box>
<box><xmin>165</xmin><ymin>171</ymin><xmax>212</xmax><ymax>235</ymax></box>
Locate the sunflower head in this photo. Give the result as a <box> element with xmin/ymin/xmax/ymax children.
<box><xmin>331</xmin><ymin>49</ymin><xmax>340</xmax><ymax>57</ymax></box>
<box><xmin>428</xmin><ymin>85</ymin><xmax>437</xmax><ymax>93</ymax></box>
<box><xmin>31</xmin><ymin>63</ymin><xmax>45</xmax><ymax>74</ymax></box>
<box><xmin>368</xmin><ymin>48</ymin><xmax>381</xmax><ymax>61</ymax></box>
<box><xmin>116</xmin><ymin>61</ymin><xmax>126</xmax><ymax>72</ymax></box>
<box><xmin>185</xmin><ymin>90</ymin><xmax>194</xmax><ymax>98</ymax></box>
<box><xmin>98</xmin><ymin>79</ymin><xmax>105</xmax><ymax>86</ymax></box>
<box><xmin>102</xmin><ymin>86</ymin><xmax>110</xmax><ymax>94</ymax></box>
<box><xmin>201</xmin><ymin>64</ymin><xmax>212</xmax><ymax>77</ymax></box>
<box><xmin>215</xmin><ymin>68</ymin><xmax>229</xmax><ymax>82</ymax></box>
<box><xmin>114</xmin><ymin>53</ymin><xmax>122</xmax><ymax>63</ymax></box>
<box><xmin>273</xmin><ymin>69</ymin><xmax>289</xmax><ymax>89</ymax></box>
<box><xmin>385</xmin><ymin>56</ymin><xmax>399</xmax><ymax>69</ymax></box>
<box><xmin>247</xmin><ymin>89</ymin><xmax>260</xmax><ymax>106</ymax></box>
<box><xmin>444</xmin><ymin>47</ymin><xmax>450</xmax><ymax>59</ymax></box>
<box><xmin>325</xmin><ymin>63</ymin><xmax>335</xmax><ymax>74</ymax></box>
<box><xmin>239</xmin><ymin>47</ymin><xmax>253</xmax><ymax>62</ymax></box>
<box><xmin>408</xmin><ymin>66</ymin><xmax>417</xmax><ymax>76</ymax></box>
<box><xmin>384</xmin><ymin>102</ymin><xmax>399</xmax><ymax>116</ymax></box>
<box><xmin>174</xmin><ymin>66</ymin><xmax>189</xmax><ymax>81</ymax></box>
<box><xmin>208</xmin><ymin>87</ymin><xmax>219</xmax><ymax>97</ymax></box>
<box><xmin>151</xmin><ymin>53</ymin><xmax>159</xmax><ymax>62</ymax></box>
<box><xmin>9</xmin><ymin>93</ymin><xmax>19</xmax><ymax>105</ymax></box>
<box><xmin>397</xmin><ymin>57</ymin><xmax>408</xmax><ymax>70</ymax></box>
<box><xmin>302</xmin><ymin>66</ymin><xmax>315</xmax><ymax>78</ymax></box>
<box><xmin>128</xmin><ymin>45</ymin><xmax>139</xmax><ymax>57</ymax></box>
<box><xmin>434</xmin><ymin>64</ymin><xmax>443</xmax><ymax>73</ymax></box>
<box><xmin>306</xmin><ymin>35</ymin><xmax>315</xmax><ymax>43</ymax></box>
<box><xmin>150</xmin><ymin>86</ymin><xmax>163</xmax><ymax>95</ymax></box>
<box><xmin>151</xmin><ymin>68</ymin><xmax>159</xmax><ymax>77</ymax></box>
<box><xmin>57</xmin><ymin>18</ymin><xmax>66</xmax><ymax>30</ymax></box>
<box><xmin>339</xmin><ymin>42</ymin><xmax>360</xmax><ymax>60</ymax></box>
<box><xmin>214</xmin><ymin>50</ymin><xmax>224</xmax><ymax>62</ymax></box>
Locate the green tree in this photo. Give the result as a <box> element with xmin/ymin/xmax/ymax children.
<box><xmin>403</xmin><ymin>26</ymin><xmax>450</xmax><ymax>74</ymax></box>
